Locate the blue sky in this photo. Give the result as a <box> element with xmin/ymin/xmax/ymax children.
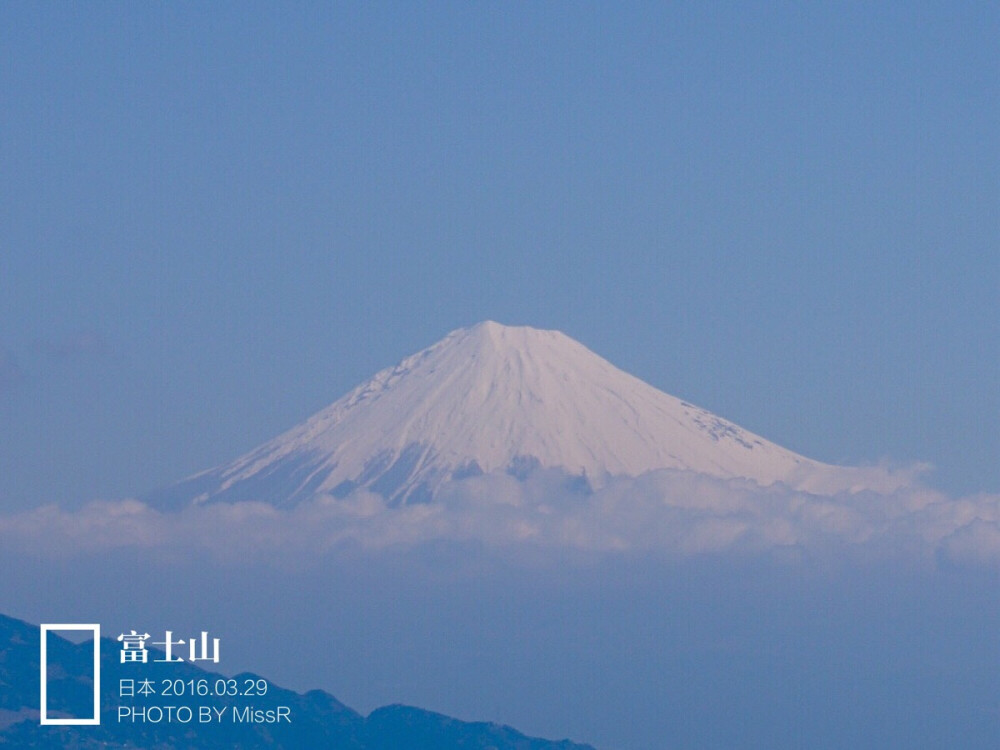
<box><xmin>1</xmin><ymin>6</ymin><xmax>999</xmax><ymax>749</ymax></box>
<box><xmin>1</xmin><ymin>2</ymin><xmax>997</xmax><ymax>509</ymax></box>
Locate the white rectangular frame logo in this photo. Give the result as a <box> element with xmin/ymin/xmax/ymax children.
<box><xmin>40</xmin><ymin>624</ymin><xmax>101</xmax><ymax>725</ymax></box>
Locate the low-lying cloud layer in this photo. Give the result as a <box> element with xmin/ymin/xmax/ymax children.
<box><xmin>3</xmin><ymin>469</ymin><xmax>998</xmax><ymax>567</ymax></box>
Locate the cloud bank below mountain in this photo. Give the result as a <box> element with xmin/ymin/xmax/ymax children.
<box><xmin>4</xmin><ymin>469</ymin><xmax>998</xmax><ymax>567</ymax></box>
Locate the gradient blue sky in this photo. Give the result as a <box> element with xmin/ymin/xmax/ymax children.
<box><xmin>1</xmin><ymin>2</ymin><xmax>996</xmax><ymax>510</ymax></box>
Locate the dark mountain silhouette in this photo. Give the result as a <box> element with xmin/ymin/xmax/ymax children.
<box><xmin>0</xmin><ymin>613</ymin><xmax>594</xmax><ymax>750</ymax></box>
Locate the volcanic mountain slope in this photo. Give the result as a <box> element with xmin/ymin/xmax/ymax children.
<box><xmin>149</xmin><ymin>322</ymin><xmax>908</xmax><ymax>510</ymax></box>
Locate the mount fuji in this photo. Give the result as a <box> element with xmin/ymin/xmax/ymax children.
<box><xmin>148</xmin><ymin>322</ymin><xmax>909</xmax><ymax>510</ymax></box>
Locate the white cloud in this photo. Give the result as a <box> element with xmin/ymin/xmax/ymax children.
<box><xmin>2</xmin><ymin>471</ymin><xmax>999</xmax><ymax>567</ymax></box>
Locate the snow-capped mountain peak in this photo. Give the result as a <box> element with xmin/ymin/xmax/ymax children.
<box><xmin>149</xmin><ymin>322</ymin><xmax>909</xmax><ymax>509</ymax></box>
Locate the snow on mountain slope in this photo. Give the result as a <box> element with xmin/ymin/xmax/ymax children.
<box><xmin>148</xmin><ymin>322</ymin><xmax>911</xmax><ymax>509</ymax></box>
